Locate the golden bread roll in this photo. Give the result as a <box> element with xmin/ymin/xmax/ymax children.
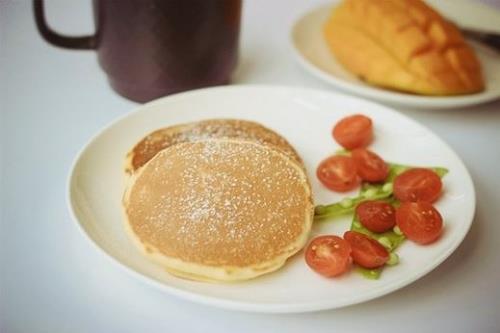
<box><xmin>324</xmin><ymin>0</ymin><xmax>484</xmax><ymax>95</ymax></box>
<box><xmin>123</xmin><ymin>139</ymin><xmax>313</xmax><ymax>282</ymax></box>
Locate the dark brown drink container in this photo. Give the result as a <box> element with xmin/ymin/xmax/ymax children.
<box><xmin>34</xmin><ymin>0</ymin><xmax>241</xmax><ymax>102</ymax></box>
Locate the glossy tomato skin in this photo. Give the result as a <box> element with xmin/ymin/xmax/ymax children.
<box><xmin>351</xmin><ymin>148</ymin><xmax>389</xmax><ymax>182</ymax></box>
<box><xmin>393</xmin><ymin>168</ymin><xmax>442</xmax><ymax>203</ymax></box>
<box><xmin>316</xmin><ymin>155</ymin><xmax>360</xmax><ymax>192</ymax></box>
<box><xmin>356</xmin><ymin>200</ymin><xmax>396</xmax><ymax>233</ymax></box>
<box><xmin>396</xmin><ymin>202</ymin><xmax>443</xmax><ymax>245</ymax></box>
<box><xmin>344</xmin><ymin>231</ymin><xmax>389</xmax><ymax>269</ymax></box>
<box><xmin>333</xmin><ymin>114</ymin><xmax>373</xmax><ymax>150</ymax></box>
<box><xmin>305</xmin><ymin>235</ymin><xmax>352</xmax><ymax>277</ymax></box>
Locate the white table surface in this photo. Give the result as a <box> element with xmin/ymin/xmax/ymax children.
<box><xmin>1</xmin><ymin>0</ymin><xmax>500</xmax><ymax>332</ymax></box>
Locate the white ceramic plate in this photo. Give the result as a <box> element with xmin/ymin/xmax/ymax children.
<box><xmin>290</xmin><ymin>1</ymin><xmax>500</xmax><ymax>109</ymax></box>
<box><xmin>68</xmin><ymin>86</ymin><xmax>475</xmax><ymax>313</ymax></box>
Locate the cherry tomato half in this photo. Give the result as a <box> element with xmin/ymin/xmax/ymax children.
<box><xmin>316</xmin><ymin>155</ymin><xmax>360</xmax><ymax>192</ymax></box>
<box><xmin>393</xmin><ymin>168</ymin><xmax>443</xmax><ymax>203</ymax></box>
<box><xmin>396</xmin><ymin>202</ymin><xmax>443</xmax><ymax>245</ymax></box>
<box><xmin>333</xmin><ymin>114</ymin><xmax>373</xmax><ymax>150</ymax></box>
<box><xmin>305</xmin><ymin>235</ymin><xmax>352</xmax><ymax>277</ymax></box>
<box><xmin>356</xmin><ymin>200</ymin><xmax>396</xmax><ymax>233</ymax></box>
<box><xmin>344</xmin><ymin>231</ymin><xmax>389</xmax><ymax>269</ymax></box>
<box><xmin>351</xmin><ymin>148</ymin><xmax>389</xmax><ymax>182</ymax></box>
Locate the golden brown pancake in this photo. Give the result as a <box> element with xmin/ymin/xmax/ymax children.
<box><xmin>123</xmin><ymin>139</ymin><xmax>313</xmax><ymax>282</ymax></box>
<box><xmin>125</xmin><ymin>119</ymin><xmax>303</xmax><ymax>174</ymax></box>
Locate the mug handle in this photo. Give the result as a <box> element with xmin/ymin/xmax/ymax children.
<box><xmin>33</xmin><ymin>0</ymin><xmax>96</xmax><ymax>50</ymax></box>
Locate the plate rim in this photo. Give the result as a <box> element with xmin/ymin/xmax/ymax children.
<box><xmin>67</xmin><ymin>84</ymin><xmax>476</xmax><ymax>313</ymax></box>
<box><xmin>289</xmin><ymin>3</ymin><xmax>500</xmax><ymax>109</ymax></box>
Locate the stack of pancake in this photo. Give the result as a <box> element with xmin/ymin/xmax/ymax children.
<box><xmin>123</xmin><ymin>119</ymin><xmax>314</xmax><ymax>282</ymax></box>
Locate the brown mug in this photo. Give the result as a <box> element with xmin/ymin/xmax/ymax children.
<box><xmin>34</xmin><ymin>0</ymin><xmax>241</xmax><ymax>102</ymax></box>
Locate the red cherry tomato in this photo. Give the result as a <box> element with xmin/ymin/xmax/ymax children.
<box><xmin>355</xmin><ymin>200</ymin><xmax>396</xmax><ymax>233</ymax></box>
<box><xmin>396</xmin><ymin>202</ymin><xmax>443</xmax><ymax>245</ymax></box>
<box><xmin>316</xmin><ymin>155</ymin><xmax>360</xmax><ymax>192</ymax></box>
<box><xmin>333</xmin><ymin>114</ymin><xmax>373</xmax><ymax>150</ymax></box>
<box><xmin>305</xmin><ymin>235</ymin><xmax>352</xmax><ymax>277</ymax></box>
<box><xmin>393</xmin><ymin>168</ymin><xmax>443</xmax><ymax>203</ymax></box>
<box><xmin>343</xmin><ymin>231</ymin><xmax>389</xmax><ymax>269</ymax></box>
<box><xmin>351</xmin><ymin>148</ymin><xmax>389</xmax><ymax>182</ymax></box>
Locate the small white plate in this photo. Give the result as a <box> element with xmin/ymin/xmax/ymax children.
<box><xmin>68</xmin><ymin>86</ymin><xmax>475</xmax><ymax>313</ymax></box>
<box><xmin>290</xmin><ymin>2</ymin><xmax>500</xmax><ymax>109</ymax></box>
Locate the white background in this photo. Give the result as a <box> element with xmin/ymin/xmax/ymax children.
<box><xmin>1</xmin><ymin>0</ymin><xmax>500</xmax><ymax>332</ymax></box>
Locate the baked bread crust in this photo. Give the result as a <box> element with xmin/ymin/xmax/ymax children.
<box><xmin>324</xmin><ymin>0</ymin><xmax>484</xmax><ymax>95</ymax></box>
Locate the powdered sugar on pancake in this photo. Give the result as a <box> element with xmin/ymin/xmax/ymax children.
<box><xmin>124</xmin><ymin>139</ymin><xmax>312</xmax><ymax>267</ymax></box>
<box><xmin>127</xmin><ymin>119</ymin><xmax>303</xmax><ymax>173</ymax></box>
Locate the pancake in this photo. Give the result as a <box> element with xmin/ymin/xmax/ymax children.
<box><xmin>125</xmin><ymin>119</ymin><xmax>303</xmax><ymax>174</ymax></box>
<box><xmin>123</xmin><ymin>139</ymin><xmax>314</xmax><ymax>282</ymax></box>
